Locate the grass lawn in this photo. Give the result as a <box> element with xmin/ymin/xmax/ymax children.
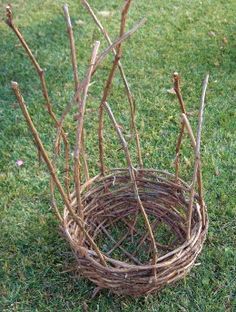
<box><xmin>0</xmin><ymin>0</ymin><xmax>236</xmax><ymax>311</ymax></box>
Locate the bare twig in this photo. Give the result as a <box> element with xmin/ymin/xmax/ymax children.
<box><xmin>187</xmin><ymin>74</ymin><xmax>209</xmax><ymax>239</ymax></box>
<box><xmin>175</xmin><ymin>120</ymin><xmax>185</xmax><ymax>182</ymax></box>
<box><xmin>6</xmin><ymin>5</ymin><xmax>71</xmax><ymax>196</ymax></box>
<box><xmin>173</xmin><ymin>72</ymin><xmax>187</xmax><ymax>183</ymax></box>
<box><xmin>181</xmin><ymin>113</ymin><xmax>196</xmax><ymax>148</ymax></box>
<box><xmin>93</xmin><ymin>17</ymin><xmax>147</xmax><ymax>75</ymax></box>
<box><xmin>173</xmin><ymin>72</ymin><xmax>187</xmax><ymax>114</ymax></box>
<box><xmin>106</xmin><ymin>231</ymin><xmax>130</xmax><ymax>255</ymax></box>
<box><xmin>49</xmin><ymin>177</ymin><xmax>63</xmax><ymax>223</ymax></box>
<box><xmin>82</xmin><ymin>0</ymin><xmax>143</xmax><ymax>168</ymax></box>
<box><xmin>54</xmin><ymin>17</ymin><xmax>146</xmax><ymax>158</ymax></box>
<box><xmin>54</xmin><ymin>81</ymin><xmax>85</xmax><ymax>151</ymax></box>
<box><xmin>132</xmin><ymin>219</ymin><xmax>159</xmax><ymax>256</ymax></box>
<box><xmin>100</xmin><ymin>225</ymin><xmax>141</xmax><ymax>265</ymax></box>
<box><xmin>12</xmin><ymin>81</ymin><xmax>107</xmax><ymax>266</ymax></box>
<box><xmin>63</xmin><ymin>4</ymin><xmax>90</xmax><ymax>184</ymax></box>
<box><xmin>98</xmin><ymin>0</ymin><xmax>133</xmax><ymax>175</ymax></box>
<box><xmin>81</xmin><ymin>129</ymin><xmax>90</xmax><ymax>182</ymax></box>
<box><xmin>181</xmin><ymin>113</ymin><xmax>206</xmax><ymax>223</ymax></box>
<box><xmin>104</xmin><ymin>102</ymin><xmax>158</xmax><ymax>272</ymax></box>
<box><xmin>63</xmin><ymin>4</ymin><xmax>79</xmax><ymax>91</ymax></box>
<box><xmin>73</xmin><ymin>41</ymin><xmax>100</xmax><ymax>223</ymax></box>
<box><xmin>173</xmin><ymin>72</ymin><xmax>207</xmax><ymax>230</ymax></box>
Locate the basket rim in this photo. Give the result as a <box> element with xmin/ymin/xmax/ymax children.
<box><xmin>63</xmin><ymin>168</ymin><xmax>208</xmax><ymax>271</ymax></box>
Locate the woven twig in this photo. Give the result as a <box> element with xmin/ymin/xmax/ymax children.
<box><xmin>63</xmin><ymin>169</ymin><xmax>208</xmax><ymax>296</ymax></box>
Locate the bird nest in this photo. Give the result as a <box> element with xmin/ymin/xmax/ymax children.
<box><xmin>7</xmin><ymin>1</ymin><xmax>209</xmax><ymax>297</ymax></box>
<box><xmin>64</xmin><ymin>169</ymin><xmax>208</xmax><ymax>296</ymax></box>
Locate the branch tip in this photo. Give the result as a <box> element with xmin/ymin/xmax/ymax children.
<box><xmin>173</xmin><ymin>72</ymin><xmax>180</xmax><ymax>84</ymax></box>
<box><xmin>11</xmin><ymin>81</ymin><xmax>18</xmax><ymax>89</ymax></box>
<box><xmin>63</xmin><ymin>4</ymin><xmax>69</xmax><ymax>14</ymax></box>
<box><xmin>6</xmin><ymin>4</ymin><xmax>13</xmax><ymax>26</ymax></box>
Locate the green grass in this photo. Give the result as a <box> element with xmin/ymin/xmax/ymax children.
<box><xmin>0</xmin><ymin>0</ymin><xmax>236</xmax><ymax>311</ymax></box>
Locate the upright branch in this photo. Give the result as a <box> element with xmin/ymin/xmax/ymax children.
<box><xmin>181</xmin><ymin>113</ymin><xmax>196</xmax><ymax>148</ymax></box>
<box><xmin>175</xmin><ymin>119</ymin><xmax>185</xmax><ymax>182</ymax></box>
<box><xmin>62</xmin><ymin>3</ymin><xmax>89</xmax><ymax>183</ymax></box>
<box><xmin>11</xmin><ymin>81</ymin><xmax>107</xmax><ymax>266</ymax></box>
<box><xmin>173</xmin><ymin>72</ymin><xmax>187</xmax><ymax>114</ymax></box>
<box><xmin>81</xmin><ymin>129</ymin><xmax>90</xmax><ymax>182</ymax></box>
<box><xmin>63</xmin><ymin>4</ymin><xmax>79</xmax><ymax>91</ymax></box>
<box><xmin>98</xmin><ymin>0</ymin><xmax>132</xmax><ymax>175</ymax></box>
<box><xmin>6</xmin><ymin>5</ymin><xmax>71</xmax><ymax>196</ymax></box>
<box><xmin>82</xmin><ymin>0</ymin><xmax>143</xmax><ymax>168</ymax></box>
<box><xmin>73</xmin><ymin>41</ymin><xmax>100</xmax><ymax>223</ymax></box>
<box><xmin>53</xmin><ymin>16</ymin><xmax>146</xmax><ymax>149</ymax></box>
<box><xmin>181</xmin><ymin>112</ymin><xmax>206</xmax><ymax>227</ymax></box>
<box><xmin>173</xmin><ymin>73</ymin><xmax>207</xmax><ymax>228</ymax></box>
<box><xmin>187</xmin><ymin>74</ymin><xmax>209</xmax><ymax>239</ymax></box>
<box><xmin>104</xmin><ymin>102</ymin><xmax>158</xmax><ymax>274</ymax></box>
<box><xmin>173</xmin><ymin>72</ymin><xmax>187</xmax><ymax>183</ymax></box>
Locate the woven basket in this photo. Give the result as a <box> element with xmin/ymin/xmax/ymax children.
<box><xmin>7</xmin><ymin>1</ymin><xmax>209</xmax><ymax>297</ymax></box>
<box><xmin>64</xmin><ymin>169</ymin><xmax>208</xmax><ymax>296</ymax></box>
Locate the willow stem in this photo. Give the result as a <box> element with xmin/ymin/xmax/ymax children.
<box><xmin>98</xmin><ymin>0</ymin><xmax>133</xmax><ymax>175</ymax></box>
<box><xmin>73</xmin><ymin>41</ymin><xmax>100</xmax><ymax>223</ymax></box>
<box><xmin>6</xmin><ymin>5</ymin><xmax>71</xmax><ymax>196</ymax></box>
<box><xmin>12</xmin><ymin>81</ymin><xmax>107</xmax><ymax>266</ymax></box>
<box><xmin>104</xmin><ymin>101</ymin><xmax>158</xmax><ymax>274</ymax></box>
<box><xmin>63</xmin><ymin>4</ymin><xmax>90</xmax><ymax>183</ymax></box>
<box><xmin>82</xmin><ymin>0</ymin><xmax>143</xmax><ymax>168</ymax></box>
<box><xmin>187</xmin><ymin>74</ymin><xmax>209</xmax><ymax>239</ymax></box>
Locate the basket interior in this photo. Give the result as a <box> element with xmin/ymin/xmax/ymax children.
<box><xmin>65</xmin><ymin>170</ymin><xmax>201</xmax><ymax>266</ymax></box>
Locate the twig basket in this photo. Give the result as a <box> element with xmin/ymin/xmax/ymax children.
<box><xmin>7</xmin><ymin>1</ymin><xmax>209</xmax><ymax>297</ymax></box>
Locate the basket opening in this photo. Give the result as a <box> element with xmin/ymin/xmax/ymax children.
<box><xmin>66</xmin><ymin>170</ymin><xmax>200</xmax><ymax>266</ymax></box>
<box><xmin>94</xmin><ymin>214</ymin><xmax>183</xmax><ymax>264</ymax></box>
